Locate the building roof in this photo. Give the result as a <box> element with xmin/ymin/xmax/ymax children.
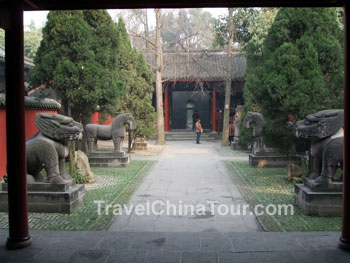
<box><xmin>0</xmin><ymin>93</ymin><xmax>61</xmax><ymax>110</ymax></box>
<box><xmin>145</xmin><ymin>50</ymin><xmax>246</xmax><ymax>81</ymax></box>
<box><xmin>0</xmin><ymin>45</ymin><xmax>35</xmax><ymax>69</ymax></box>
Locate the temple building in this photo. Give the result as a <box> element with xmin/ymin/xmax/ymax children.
<box><xmin>147</xmin><ymin>50</ymin><xmax>246</xmax><ymax>131</ymax></box>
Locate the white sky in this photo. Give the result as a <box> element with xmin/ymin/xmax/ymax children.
<box><xmin>23</xmin><ymin>8</ymin><xmax>228</xmax><ymax>29</ymax></box>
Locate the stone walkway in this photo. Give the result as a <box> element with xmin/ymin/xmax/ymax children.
<box><xmin>0</xmin><ymin>141</ymin><xmax>349</xmax><ymax>262</ymax></box>
<box><xmin>109</xmin><ymin>141</ymin><xmax>258</xmax><ymax>232</ymax></box>
<box><xmin>0</xmin><ymin>230</ymin><xmax>348</xmax><ymax>262</ymax></box>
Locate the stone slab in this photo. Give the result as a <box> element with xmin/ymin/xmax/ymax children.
<box><xmin>304</xmin><ymin>177</ymin><xmax>343</xmax><ymax>192</ymax></box>
<box><xmin>249</xmin><ymin>154</ymin><xmax>301</xmax><ymax>168</ymax></box>
<box><xmin>0</xmin><ymin>184</ymin><xmax>85</xmax><ymax>213</ymax></box>
<box><xmin>294</xmin><ymin>183</ymin><xmax>343</xmax><ymax>216</ymax></box>
<box><xmin>87</xmin><ymin>152</ymin><xmax>130</xmax><ymax>167</ymax></box>
<box><xmin>1</xmin><ymin>179</ymin><xmax>76</xmax><ymax>192</ymax></box>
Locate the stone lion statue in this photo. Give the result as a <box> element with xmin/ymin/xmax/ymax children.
<box><xmin>296</xmin><ymin>109</ymin><xmax>344</xmax><ymax>185</ymax></box>
<box><xmin>85</xmin><ymin>113</ymin><xmax>136</xmax><ymax>154</ymax></box>
<box><xmin>243</xmin><ymin>111</ymin><xmax>265</xmax><ymax>151</ymax></box>
<box><xmin>26</xmin><ymin>113</ymin><xmax>83</xmax><ymax>184</ymax></box>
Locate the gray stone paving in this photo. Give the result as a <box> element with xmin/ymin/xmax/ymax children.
<box><xmin>108</xmin><ymin>141</ymin><xmax>257</xmax><ymax>232</ymax></box>
<box><xmin>0</xmin><ymin>230</ymin><xmax>348</xmax><ymax>262</ymax></box>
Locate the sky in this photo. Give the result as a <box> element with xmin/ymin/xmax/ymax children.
<box><xmin>23</xmin><ymin>8</ymin><xmax>228</xmax><ymax>29</ymax></box>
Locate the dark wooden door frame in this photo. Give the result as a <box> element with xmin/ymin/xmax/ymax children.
<box><xmin>2</xmin><ymin>0</ymin><xmax>349</xmax><ymax>251</ymax></box>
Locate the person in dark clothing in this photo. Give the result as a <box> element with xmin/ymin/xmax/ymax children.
<box><xmin>195</xmin><ymin>119</ymin><xmax>203</xmax><ymax>144</ymax></box>
<box><xmin>192</xmin><ymin>110</ymin><xmax>200</xmax><ymax>131</ymax></box>
<box><xmin>217</xmin><ymin>110</ymin><xmax>223</xmax><ymax>134</ymax></box>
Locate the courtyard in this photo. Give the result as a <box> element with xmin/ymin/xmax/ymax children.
<box><xmin>0</xmin><ymin>141</ymin><xmax>348</xmax><ymax>262</ymax></box>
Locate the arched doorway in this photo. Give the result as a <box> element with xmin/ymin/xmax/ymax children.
<box><xmin>185</xmin><ymin>100</ymin><xmax>195</xmax><ymax>130</ymax></box>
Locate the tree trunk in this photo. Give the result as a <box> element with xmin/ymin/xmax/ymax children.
<box><xmin>145</xmin><ymin>9</ymin><xmax>150</xmax><ymax>52</ymax></box>
<box><xmin>221</xmin><ymin>8</ymin><xmax>234</xmax><ymax>146</ymax></box>
<box><xmin>155</xmin><ymin>9</ymin><xmax>165</xmax><ymax>145</ymax></box>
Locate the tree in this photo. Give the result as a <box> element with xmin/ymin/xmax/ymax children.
<box><xmin>244</xmin><ymin>8</ymin><xmax>344</xmax><ymax>151</ymax></box>
<box><xmin>161</xmin><ymin>9</ymin><xmax>215</xmax><ymax>51</ymax></box>
<box><xmin>24</xmin><ymin>25</ymin><xmax>43</xmax><ymax>60</ymax></box>
<box><xmin>1</xmin><ymin>24</ymin><xmax>43</xmax><ymax>60</ymax></box>
<box><xmin>0</xmin><ymin>29</ymin><xmax>4</xmax><ymax>47</ymax></box>
<box><xmin>155</xmin><ymin>9</ymin><xmax>165</xmax><ymax>145</ymax></box>
<box><xmin>115</xmin><ymin>18</ymin><xmax>156</xmax><ymax>139</ymax></box>
<box><xmin>29</xmin><ymin>10</ymin><xmax>125</xmax><ymax>124</ymax></box>
<box><xmin>221</xmin><ymin>8</ymin><xmax>234</xmax><ymax>146</ymax></box>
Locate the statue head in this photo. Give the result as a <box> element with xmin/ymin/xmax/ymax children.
<box><xmin>35</xmin><ymin>113</ymin><xmax>83</xmax><ymax>142</ymax></box>
<box><xmin>123</xmin><ymin>113</ymin><xmax>137</xmax><ymax>131</ymax></box>
<box><xmin>296</xmin><ymin>109</ymin><xmax>344</xmax><ymax>140</ymax></box>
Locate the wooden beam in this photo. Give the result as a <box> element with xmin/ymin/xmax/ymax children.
<box><xmin>5</xmin><ymin>0</ymin><xmax>32</xmax><ymax>250</ymax></box>
<box><xmin>22</xmin><ymin>0</ymin><xmax>343</xmax><ymax>11</ymax></box>
<box><xmin>0</xmin><ymin>7</ymin><xmax>11</xmax><ymax>30</ymax></box>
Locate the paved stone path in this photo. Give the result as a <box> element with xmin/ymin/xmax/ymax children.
<box><xmin>109</xmin><ymin>141</ymin><xmax>259</xmax><ymax>232</ymax></box>
<box><xmin>1</xmin><ymin>230</ymin><xmax>348</xmax><ymax>263</ymax></box>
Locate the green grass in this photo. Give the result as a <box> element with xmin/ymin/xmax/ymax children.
<box><xmin>227</xmin><ymin>161</ymin><xmax>342</xmax><ymax>232</ymax></box>
<box><xmin>0</xmin><ymin>161</ymin><xmax>154</xmax><ymax>231</ymax></box>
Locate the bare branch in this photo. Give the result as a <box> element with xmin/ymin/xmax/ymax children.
<box><xmin>129</xmin><ymin>29</ymin><xmax>156</xmax><ymax>47</ymax></box>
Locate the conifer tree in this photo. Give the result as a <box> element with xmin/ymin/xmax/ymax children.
<box><xmin>29</xmin><ymin>10</ymin><xmax>125</xmax><ymax>123</ymax></box>
<box><xmin>244</xmin><ymin>8</ymin><xmax>344</xmax><ymax>151</ymax></box>
<box><xmin>116</xmin><ymin>18</ymin><xmax>156</xmax><ymax>139</ymax></box>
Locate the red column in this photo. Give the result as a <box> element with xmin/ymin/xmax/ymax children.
<box><xmin>212</xmin><ymin>87</ymin><xmax>216</xmax><ymax>132</ymax></box>
<box><xmin>5</xmin><ymin>0</ymin><xmax>32</xmax><ymax>250</ymax></box>
<box><xmin>339</xmin><ymin>0</ymin><xmax>350</xmax><ymax>252</ymax></box>
<box><xmin>164</xmin><ymin>87</ymin><xmax>169</xmax><ymax>131</ymax></box>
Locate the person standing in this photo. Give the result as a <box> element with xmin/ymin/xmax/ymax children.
<box><xmin>195</xmin><ymin>119</ymin><xmax>203</xmax><ymax>144</ymax></box>
<box><xmin>229</xmin><ymin>119</ymin><xmax>235</xmax><ymax>145</ymax></box>
<box><xmin>192</xmin><ymin>110</ymin><xmax>200</xmax><ymax>131</ymax></box>
<box><xmin>217</xmin><ymin>109</ymin><xmax>223</xmax><ymax>134</ymax></box>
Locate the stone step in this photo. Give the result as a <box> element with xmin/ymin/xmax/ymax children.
<box><xmin>88</xmin><ymin>155</ymin><xmax>130</xmax><ymax>167</ymax></box>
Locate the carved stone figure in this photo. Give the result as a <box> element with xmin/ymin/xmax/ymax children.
<box><xmin>243</xmin><ymin>111</ymin><xmax>265</xmax><ymax>151</ymax></box>
<box><xmin>86</xmin><ymin>113</ymin><xmax>136</xmax><ymax>154</ymax></box>
<box><xmin>26</xmin><ymin>113</ymin><xmax>83</xmax><ymax>184</ymax></box>
<box><xmin>234</xmin><ymin>105</ymin><xmax>243</xmax><ymax>138</ymax></box>
<box><xmin>296</xmin><ymin>109</ymin><xmax>344</xmax><ymax>185</ymax></box>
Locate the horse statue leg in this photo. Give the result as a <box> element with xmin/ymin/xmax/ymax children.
<box><xmin>113</xmin><ymin>136</ymin><xmax>125</xmax><ymax>155</ymax></box>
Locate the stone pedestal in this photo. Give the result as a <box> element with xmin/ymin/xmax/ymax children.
<box><xmin>249</xmin><ymin>150</ymin><xmax>301</xmax><ymax>168</ymax></box>
<box><xmin>0</xmin><ymin>179</ymin><xmax>85</xmax><ymax>213</ymax></box>
<box><xmin>295</xmin><ymin>178</ymin><xmax>343</xmax><ymax>216</ymax></box>
<box><xmin>87</xmin><ymin>151</ymin><xmax>130</xmax><ymax>167</ymax></box>
<box><xmin>133</xmin><ymin>141</ymin><xmax>148</xmax><ymax>150</ymax></box>
<box><xmin>231</xmin><ymin>141</ymin><xmax>242</xmax><ymax>150</ymax></box>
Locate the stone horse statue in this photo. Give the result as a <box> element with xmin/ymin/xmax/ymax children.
<box><xmin>243</xmin><ymin>112</ymin><xmax>265</xmax><ymax>151</ymax></box>
<box><xmin>296</xmin><ymin>109</ymin><xmax>344</xmax><ymax>185</ymax></box>
<box><xmin>86</xmin><ymin>113</ymin><xmax>136</xmax><ymax>154</ymax></box>
<box><xmin>26</xmin><ymin>113</ymin><xmax>83</xmax><ymax>184</ymax></box>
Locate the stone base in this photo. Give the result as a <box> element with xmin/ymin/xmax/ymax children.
<box><xmin>294</xmin><ymin>178</ymin><xmax>343</xmax><ymax>216</ymax></box>
<box><xmin>231</xmin><ymin>142</ymin><xmax>242</xmax><ymax>150</ymax></box>
<box><xmin>133</xmin><ymin>141</ymin><xmax>147</xmax><ymax>150</ymax></box>
<box><xmin>0</xmin><ymin>179</ymin><xmax>85</xmax><ymax>213</ymax></box>
<box><xmin>249</xmin><ymin>154</ymin><xmax>301</xmax><ymax>168</ymax></box>
<box><xmin>87</xmin><ymin>151</ymin><xmax>130</xmax><ymax>167</ymax></box>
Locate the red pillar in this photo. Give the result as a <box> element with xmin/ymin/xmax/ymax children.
<box><xmin>212</xmin><ymin>87</ymin><xmax>216</xmax><ymax>132</ymax></box>
<box><xmin>5</xmin><ymin>0</ymin><xmax>32</xmax><ymax>250</ymax></box>
<box><xmin>339</xmin><ymin>1</ymin><xmax>350</xmax><ymax>252</ymax></box>
<box><xmin>164</xmin><ymin>87</ymin><xmax>169</xmax><ymax>131</ymax></box>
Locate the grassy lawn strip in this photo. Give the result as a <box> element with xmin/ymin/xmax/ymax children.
<box><xmin>0</xmin><ymin>160</ymin><xmax>155</xmax><ymax>231</ymax></box>
<box><xmin>226</xmin><ymin>161</ymin><xmax>342</xmax><ymax>232</ymax></box>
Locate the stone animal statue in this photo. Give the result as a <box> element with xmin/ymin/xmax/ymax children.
<box><xmin>243</xmin><ymin>111</ymin><xmax>265</xmax><ymax>151</ymax></box>
<box><xmin>86</xmin><ymin>113</ymin><xmax>136</xmax><ymax>154</ymax></box>
<box><xmin>26</xmin><ymin>113</ymin><xmax>83</xmax><ymax>184</ymax></box>
<box><xmin>296</xmin><ymin>109</ymin><xmax>344</xmax><ymax>185</ymax></box>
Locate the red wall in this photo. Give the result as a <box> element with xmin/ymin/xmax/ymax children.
<box><xmin>0</xmin><ymin>109</ymin><xmax>58</xmax><ymax>179</ymax></box>
<box><xmin>91</xmin><ymin>112</ymin><xmax>114</xmax><ymax>125</ymax></box>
